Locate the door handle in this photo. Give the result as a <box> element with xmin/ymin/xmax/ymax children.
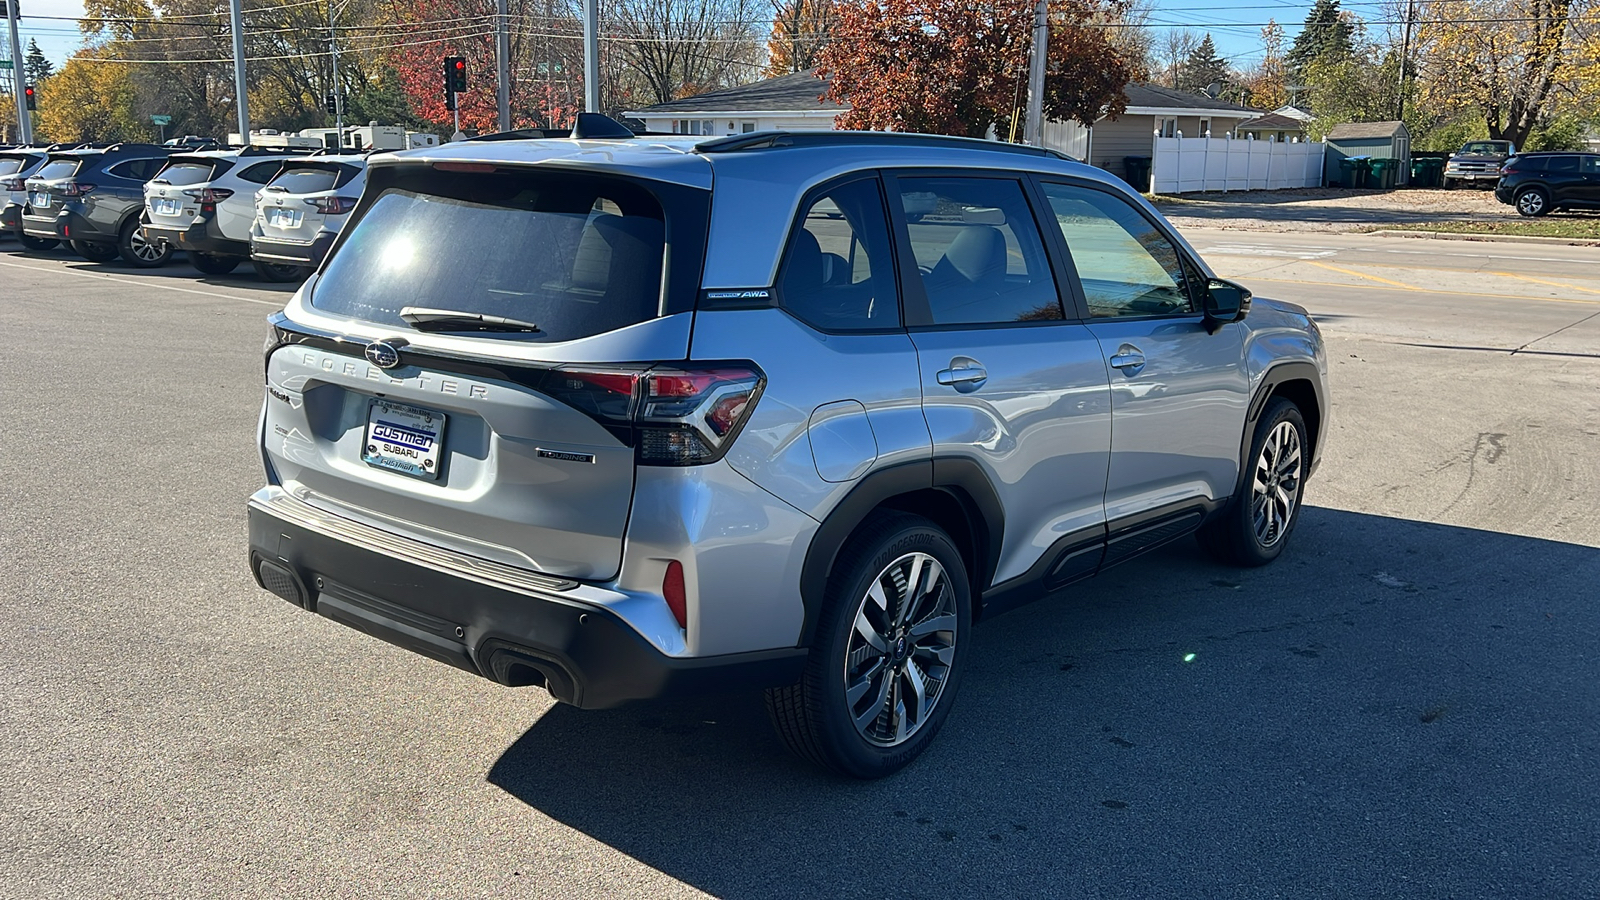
<box><xmin>1109</xmin><ymin>344</ymin><xmax>1146</xmax><ymax>371</ymax></box>
<box><xmin>936</xmin><ymin>359</ymin><xmax>988</xmax><ymax>391</ymax></box>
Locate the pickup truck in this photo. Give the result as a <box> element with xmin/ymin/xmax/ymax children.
<box><xmin>1443</xmin><ymin>140</ymin><xmax>1516</xmax><ymax>188</ymax></box>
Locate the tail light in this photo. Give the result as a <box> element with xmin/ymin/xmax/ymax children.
<box><xmin>309</xmin><ymin>196</ymin><xmax>359</xmax><ymax>215</ymax></box>
<box><xmin>0</xmin><ymin>176</ymin><xmax>25</xmax><ymax>191</ymax></box>
<box><xmin>183</xmin><ymin>187</ymin><xmax>234</xmax><ymax>212</ymax></box>
<box><xmin>532</xmin><ymin>362</ymin><xmax>764</xmax><ymax>466</ymax></box>
<box><xmin>59</xmin><ymin>181</ymin><xmax>95</xmax><ymax>197</ymax></box>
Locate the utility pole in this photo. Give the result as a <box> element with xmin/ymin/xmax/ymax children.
<box><xmin>1023</xmin><ymin>0</ymin><xmax>1047</xmax><ymax>146</ymax></box>
<box><xmin>329</xmin><ymin>0</ymin><xmax>343</xmax><ymax>144</ymax></box>
<box><xmin>1395</xmin><ymin>0</ymin><xmax>1415</xmax><ymax>121</ymax></box>
<box><xmin>229</xmin><ymin>0</ymin><xmax>248</xmax><ymax>142</ymax></box>
<box><xmin>496</xmin><ymin>0</ymin><xmax>510</xmax><ymax>131</ymax></box>
<box><xmin>5</xmin><ymin>0</ymin><xmax>32</xmax><ymax>144</ymax></box>
<box><xmin>583</xmin><ymin>0</ymin><xmax>599</xmax><ymax>113</ymax></box>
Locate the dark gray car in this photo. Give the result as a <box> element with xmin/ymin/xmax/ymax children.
<box><xmin>249</xmin><ymin>123</ymin><xmax>1329</xmax><ymax>777</ymax></box>
<box><xmin>21</xmin><ymin>143</ymin><xmax>174</xmax><ymax>266</ymax></box>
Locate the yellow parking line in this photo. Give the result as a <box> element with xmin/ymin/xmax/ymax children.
<box><xmin>1305</xmin><ymin>260</ymin><xmax>1423</xmax><ymax>290</ymax></box>
<box><xmin>1488</xmin><ymin>271</ymin><xmax>1600</xmax><ymax>297</ymax></box>
<box><xmin>1237</xmin><ymin>276</ymin><xmax>1600</xmax><ymax>307</ymax></box>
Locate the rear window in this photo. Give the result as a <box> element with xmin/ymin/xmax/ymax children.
<box><xmin>34</xmin><ymin>158</ymin><xmax>82</xmax><ymax>180</ymax></box>
<box><xmin>312</xmin><ymin>170</ymin><xmax>669</xmax><ymax>343</ymax></box>
<box><xmin>267</xmin><ymin>165</ymin><xmax>346</xmax><ymax>195</ymax></box>
<box><xmin>0</xmin><ymin>156</ymin><xmax>35</xmax><ymax>177</ymax></box>
<box><xmin>154</xmin><ymin>161</ymin><xmax>227</xmax><ymax>186</ymax></box>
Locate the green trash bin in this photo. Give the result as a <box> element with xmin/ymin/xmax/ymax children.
<box><xmin>1338</xmin><ymin>156</ymin><xmax>1372</xmax><ymax>189</ymax></box>
<box><xmin>1123</xmin><ymin>155</ymin><xmax>1153</xmax><ymax>192</ymax></box>
<box><xmin>1415</xmin><ymin>157</ymin><xmax>1444</xmax><ymax>188</ymax></box>
<box><xmin>1369</xmin><ymin>158</ymin><xmax>1397</xmax><ymax>190</ymax></box>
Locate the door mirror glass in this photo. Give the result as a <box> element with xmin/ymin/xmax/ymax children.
<box><xmin>1204</xmin><ymin>279</ymin><xmax>1251</xmax><ymax>330</ymax></box>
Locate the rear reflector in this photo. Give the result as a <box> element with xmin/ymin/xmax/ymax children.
<box><xmin>663</xmin><ymin>560</ymin><xmax>687</xmax><ymax>629</ymax></box>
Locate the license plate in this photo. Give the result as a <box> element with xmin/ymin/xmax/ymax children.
<box><xmin>153</xmin><ymin>198</ymin><xmax>181</xmax><ymax>215</ymax></box>
<box><xmin>266</xmin><ymin>208</ymin><xmax>302</xmax><ymax>228</ymax></box>
<box><xmin>30</xmin><ymin>192</ymin><xmax>50</xmax><ymax>209</ymax></box>
<box><xmin>362</xmin><ymin>400</ymin><xmax>446</xmax><ymax>480</ymax></box>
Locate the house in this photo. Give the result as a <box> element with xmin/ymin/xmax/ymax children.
<box><xmin>626</xmin><ymin>72</ymin><xmax>1260</xmax><ymax>184</ymax></box>
<box><xmin>1323</xmin><ymin>121</ymin><xmax>1411</xmax><ymax>187</ymax></box>
<box><xmin>625</xmin><ymin>70</ymin><xmax>848</xmax><ymax>136</ymax></box>
<box><xmin>1235</xmin><ymin>106</ymin><xmax>1312</xmax><ymax>143</ymax></box>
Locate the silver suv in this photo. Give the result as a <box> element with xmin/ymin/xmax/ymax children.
<box><xmin>249</xmin><ymin>123</ymin><xmax>1328</xmax><ymax>778</ymax></box>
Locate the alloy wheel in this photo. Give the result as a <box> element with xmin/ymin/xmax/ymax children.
<box><xmin>129</xmin><ymin>228</ymin><xmax>163</xmax><ymax>262</ymax></box>
<box><xmin>1251</xmin><ymin>420</ymin><xmax>1303</xmax><ymax>548</ymax></box>
<box><xmin>1517</xmin><ymin>190</ymin><xmax>1547</xmax><ymax>216</ymax></box>
<box><xmin>843</xmin><ymin>551</ymin><xmax>958</xmax><ymax>747</ymax></box>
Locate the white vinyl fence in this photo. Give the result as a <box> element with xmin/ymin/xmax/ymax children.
<box><xmin>1151</xmin><ymin>136</ymin><xmax>1326</xmax><ymax>193</ymax></box>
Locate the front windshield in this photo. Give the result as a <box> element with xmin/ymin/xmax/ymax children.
<box><xmin>1460</xmin><ymin>142</ymin><xmax>1512</xmax><ymax>155</ymax></box>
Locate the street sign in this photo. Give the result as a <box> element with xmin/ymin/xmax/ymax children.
<box><xmin>0</xmin><ymin>60</ymin><xmax>12</xmax><ymax>70</ymax></box>
<box><xmin>150</xmin><ymin>115</ymin><xmax>172</xmax><ymax>125</ymax></box>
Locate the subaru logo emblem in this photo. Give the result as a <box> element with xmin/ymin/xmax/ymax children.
<box><xmin>365</xmin><ymin>341</ymin><xmax>402</xmax><ymax>369</ymax></box>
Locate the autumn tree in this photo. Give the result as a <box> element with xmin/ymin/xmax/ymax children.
<box><xmin>818</xmin><ymin>0</ymin><xmax>1132</xmax><ymax>138</ymax></box>
<box><xmin>1156</xmin><ymin>28</ymin><xmax>1200</xmax><ymax>89</ymax></box>
<box><xmin>1178</xmin><ymin>33</ymin><xmax>1228</xmax><ymax>94</ymax></box>
<box><xmin>1413</xmin><ymin>0</ymin><xmax>1598</xmax><ymax>147</ymax></box>
<box><xmin>612</xmin><ymin>0</ymin><xmax>766</xmax><ymax>104</ymax></box>
<box><xmin>766</xmin><ymin>0</ymin><xmax>836</xmax><ymax>76</ymax></box>
<box><xmin>1241</xmin><ymin>19</ymin><xmax>1289</xmax><ymax>110</ymax></box>
<box><xmin>35</xmin><ymin>49</ymin><xmax>147</xmax><ymax>142</ymax></box>
<box><xmin>1107</xmin><ymin>0</ymin><xmax>1157</xmax><ymax>82</ymax></box>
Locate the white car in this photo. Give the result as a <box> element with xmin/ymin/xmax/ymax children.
<box><xmin>1</xmin><ymin>147</ymin><xmax>57</xmax><ymax>250</ymax></box>
<box><xmin>140</xmin><ymin>147</ymin><xmax>313</xmax><ymax>278</ymax></box>
<box><xmin>249</xmin><ymin>155</ymin><xmax>367</xmax><ymax>280</ymax></box>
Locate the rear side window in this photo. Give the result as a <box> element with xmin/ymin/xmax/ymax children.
<box><xmin>895</xmin><ymin>176</ymin><xmax>1062</xmax><ymax>326</ymax></box>
<box><xmin>268</xmin><ymin>166</ymin><xmax>342</xmax><ymax>195</ymax></box>
<box><xmin>237</xmin><ymin>162</ymin><xmax>283</xmax><ymax>184</ymax></box>
<box><xmin>1511</xmin><ymin>156</ymin><xmax>1547</xmax><ymax>172</ymax></box>
<box><xmin>778</xmin><ymin>178</ymin><xmax>899</xmax><ymax>331</ymax></box>
<box><xmin>34</xmin><ymin>158</ymin><xmax>82</xmax><ymax>180</ymax></box>
<box><xmin>312</xmin><ymin>170</ymin><xmax>668</xmax><ymax>343</ymax></box>
<box><xmin>1546</xmin><ymin>155</ymin><xmax>1580</xmax><ymax>173</ymax></box>
<box><xmin>108</xmin><ymin>158</ymin><xmax>164</xmax><ymax>181</ymax></box>
<box><xmin>154</xmin><ymin>161</ymin><xmax>225</xmax><ymax>186</ymax></box>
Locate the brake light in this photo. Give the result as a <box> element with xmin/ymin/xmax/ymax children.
<box><xmin>59</xmin><ymin>181</ymin><xmax>95</xmax><ymax>197</ymax></box>
<box><xmin>663</xmin><ymin>561</ymin><xmax>687</xmax><ymax>629</ymax></box>
<box><xmin>182</xmin><ymin>187</ymin><xmax>234</xmax><ymax>203</ymax></box>
<box><xmin>0</xmin><ymin>176</ymin><xmax>24</xmax><ymax>191</ymax></box>
<box><xmin>309</xmin><ymin>196</ymin><xmax>359</xmax><ymax>215</ymax></box>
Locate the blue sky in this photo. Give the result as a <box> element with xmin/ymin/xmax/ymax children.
<box><xmin>12</xmin><ymin>0</ymin><xmax>1394</xmax><ymax>76</ymax></box>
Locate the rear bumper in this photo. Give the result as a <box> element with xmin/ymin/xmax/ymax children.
<box><xmin>247</xmin><ymin>487</ymin><xmax>806</xmax><ymax>709</ymax></box>
<box><xmin>251</xmin><ymin>231</ymin><xmax>336</xmax><ymax>267</ymax></box>
<box><xmin>145</xmin><ymin>214</ymin><xmax>250</xmax><ymax>257</ymax></box>
<box><xmin>22</xmin><ymin>209</ymin><xmax>99</xmax><ymax>241</ymax></box>
<box><xmin>1</xmin><ymin>202</ymin><xmax>20</xmax><ymax>234</ymax></box>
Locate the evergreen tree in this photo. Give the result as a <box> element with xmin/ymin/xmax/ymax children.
<box><xmin>1179</xmin><ymin>34</ymin><xmax>1229</xmax><ymax>95</ymax></box>
<box><xmin>1286</xmin><ymin>0</ymin><xmax>1354</xmax><ymax>81</ymax></box>
<box><xmin>24</xmin><ymin>39</ymin><xmax>55</xmax><ymax>85</ymax></box>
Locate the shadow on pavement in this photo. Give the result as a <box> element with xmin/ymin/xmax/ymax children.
<box><xmin>489</xmin><ymin>507</ymin><xmax>1600</xmax><ymax>898</ymax></box>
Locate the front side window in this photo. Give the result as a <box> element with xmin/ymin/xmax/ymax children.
<box><xmin>778</xmin><ymin>178</ymin><xmax>898</xmax><ymax>331</ymax></box>
<box><xmin>313</xmin><ymin>170</ymin><xmax>669</xmax><ymax>343</ymax></box>
<box><xmin>1041</xmin><ymin>182</ymin><xmax>1195</xmax><ymax>318</ymax></box>
<box><xmin>896</xmin><ymin>176</ymin><xmax>1062</xmax><ymax>326</ymax></box>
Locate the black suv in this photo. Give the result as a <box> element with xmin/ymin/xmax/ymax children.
<box><xmin>21</xmin><ymin>143</ymin><xmax>176</xmax><ymax>265</ymax></box>
<box><xmin>1494</xmin><ymin>152</ymin><xmax>1600</xmax><ymax>217</ymax></box>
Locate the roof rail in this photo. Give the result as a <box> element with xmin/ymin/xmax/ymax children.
<box><xmin>695</xmin><ymin>130</ymin><xmax>1070</xmax><ymax>160</ymax></box>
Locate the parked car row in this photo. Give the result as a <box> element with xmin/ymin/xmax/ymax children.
<box><xmin>0</xmin><ymin>141</ymin><xmax>368</xmax><ymax>280</ymax></box>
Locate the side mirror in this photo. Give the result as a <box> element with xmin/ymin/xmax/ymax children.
<box><xmin>1203</xmin><ymin>279</ymin><xmax>1252</xmax><ymax>332</ymax></box>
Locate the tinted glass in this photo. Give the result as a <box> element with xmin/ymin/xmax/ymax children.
<box><xmin>1460</xmin><ymin>142</ymin><xmax>1512</xmax><ymax>155</ymax></box>
<box><xmin>897</xmin><ymin>177</ymin><xmax>1061</xmax><ymax>326</ymax></box>
<box><xmin>1512</xmin><ymin>156</ymin><xmax>1548</xmax><ymax>172</ymax></box>
<box><xmin>313</xmin><ymin>172</ymin><xmax>667</xmax><ymax>343</ymax></box>
<box><xmin>1584</xmin><ymin>156</ymin><xmax>1600</xmax><ymax>175</ymax></box>
<box><xmin>109</xmin><ymin>158</ymin><xmax>164</xmax><ymax>181</ymax></box>
<box><xmin>267</xmin><ymin>166</ymin><xmax>341</xmax><ymax>195</ymax></box>
<box><xmin>1546</xmin><ymin>155</ymin><xmax>1580</xmax><ymax>173</ymax></box>
<box><xmin>34</xmin><ymin>158</ymin><xmax>82</xmax><ymax>180</ymax></box>
<box><xmin>154</xmin><ymin>161</ymin><xmax>221</xmax><ymax>186</ymax></box>
<box><xmin>237</xmin><ymin>162</ymin><xmax>282</xmax><ymax>184</ymax></box>
<box><xmin>779</xmin><ymin>178</ymin><xmax>899</xmax><ymax>331</ymax></box>
<box><xmin>1042</xmin><ymin>183</ymin><xmax>1195</xmax><ymax>318</ymax></box>
<box><xmin>0</xmin><ymin>156</ymin><xmax>30</xmax><ymax>177</ymax></box>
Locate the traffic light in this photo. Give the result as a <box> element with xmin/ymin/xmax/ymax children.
<box><xmin>24</xmin><ymin>84</ymin><xmax>36</xmax><ymax>111</ymax></box>
<box><xmin>444</xmin><ymin>56</ymin><xmax>467</xmax><ymax>93</ymax></box>
<box><xmin>324</xmin><ymin>91</ymin><xmax>337</xmax><ymax>115</ymax></box>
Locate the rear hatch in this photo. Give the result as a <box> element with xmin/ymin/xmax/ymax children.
<box><xmin>1</xmin><ymin>153</ymin><xmax>42</xmax><ymax>202</ymax></box>
<box><xmin>25</xmin><ymin>155</ymin><xmax>87</xmax><ymax>212</ymax></box>
<box><xmin>256</xmin><ymin>160</ymin><xmax>364</xmax><ymax>242</ymax></box>
<box><xmin>264</xmin><ymin>155</ymin><xmax>713</xmax><ymax>580</ymax></box>
<box><xmin>146</xmin><ymin>155</ymin><xmax>234</xmax><ymax>229</ymax></box>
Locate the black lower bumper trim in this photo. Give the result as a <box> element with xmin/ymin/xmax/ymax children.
<box><xmin>146</xmin><ymin>217</ymin><xmax>249</xmax><ymax>257</ymax></box>
<box><xmin>248</xmin><ymin>505</ymin><xmax>807</xmax><ymax>709</ymax></box>
<box><xmin>251</xmin><ymin>232</ymin><xmax>335</xmax><ymax>267</ymax></box>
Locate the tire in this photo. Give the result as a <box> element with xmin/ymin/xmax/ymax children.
<box><xmin>118</xmin><ymin>217</ymin><xmax>171</xmax><ymax>268</ymax></box>
<box><xmin>1441</xmin><ymin>177</ymin><xmax>1455</xmax><ymax>190</ymax></box>
<box><xmin>1515</xmin><ymin>188</ymin><xmax>1550</xmax><ymax>218</ymax></box>
<box><xmin>71</xmin><ymin>239</ymin><xmax>119</xmax><ymax>263</ymax></box>
<box><xmin>190</xmin><ymin>253</ymin><xmax>240</xmax><ymax>275</ymax></box>
<box><xmin>252</xmin><ymin>258</ymin><xmax>311</xmax><ymax>283</ymax></box>
<box><xmin>766</xmin><ymin>511</ymin><xmax>970</xmax><ymax>778</ymax></box>
<box><xmin>1197</xmin><ymin>397</ymin><xmax>1309</xmax><ymax>567</ymax></box>
<box><xmin>18</xmin><ymin>233</ymin><xmax>59</xmax><ymax>252</ymax></box>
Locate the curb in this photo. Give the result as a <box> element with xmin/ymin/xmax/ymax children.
<box><xmin>1371</xmin><ymin>229</ymin><xmax>1600</xmax><ymax>248</ymax></box>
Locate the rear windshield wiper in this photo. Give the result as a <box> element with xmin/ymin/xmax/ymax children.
<box><xmin>399</xmin><ymin>306</ymin><xmax>542</xmax><ymax>333</ymax></box>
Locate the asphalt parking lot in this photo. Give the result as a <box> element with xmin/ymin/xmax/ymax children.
<box><xmin>2</xmin><ymin>232</ymin><xmax>1597</xmax><ymax>899</ymax></box>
